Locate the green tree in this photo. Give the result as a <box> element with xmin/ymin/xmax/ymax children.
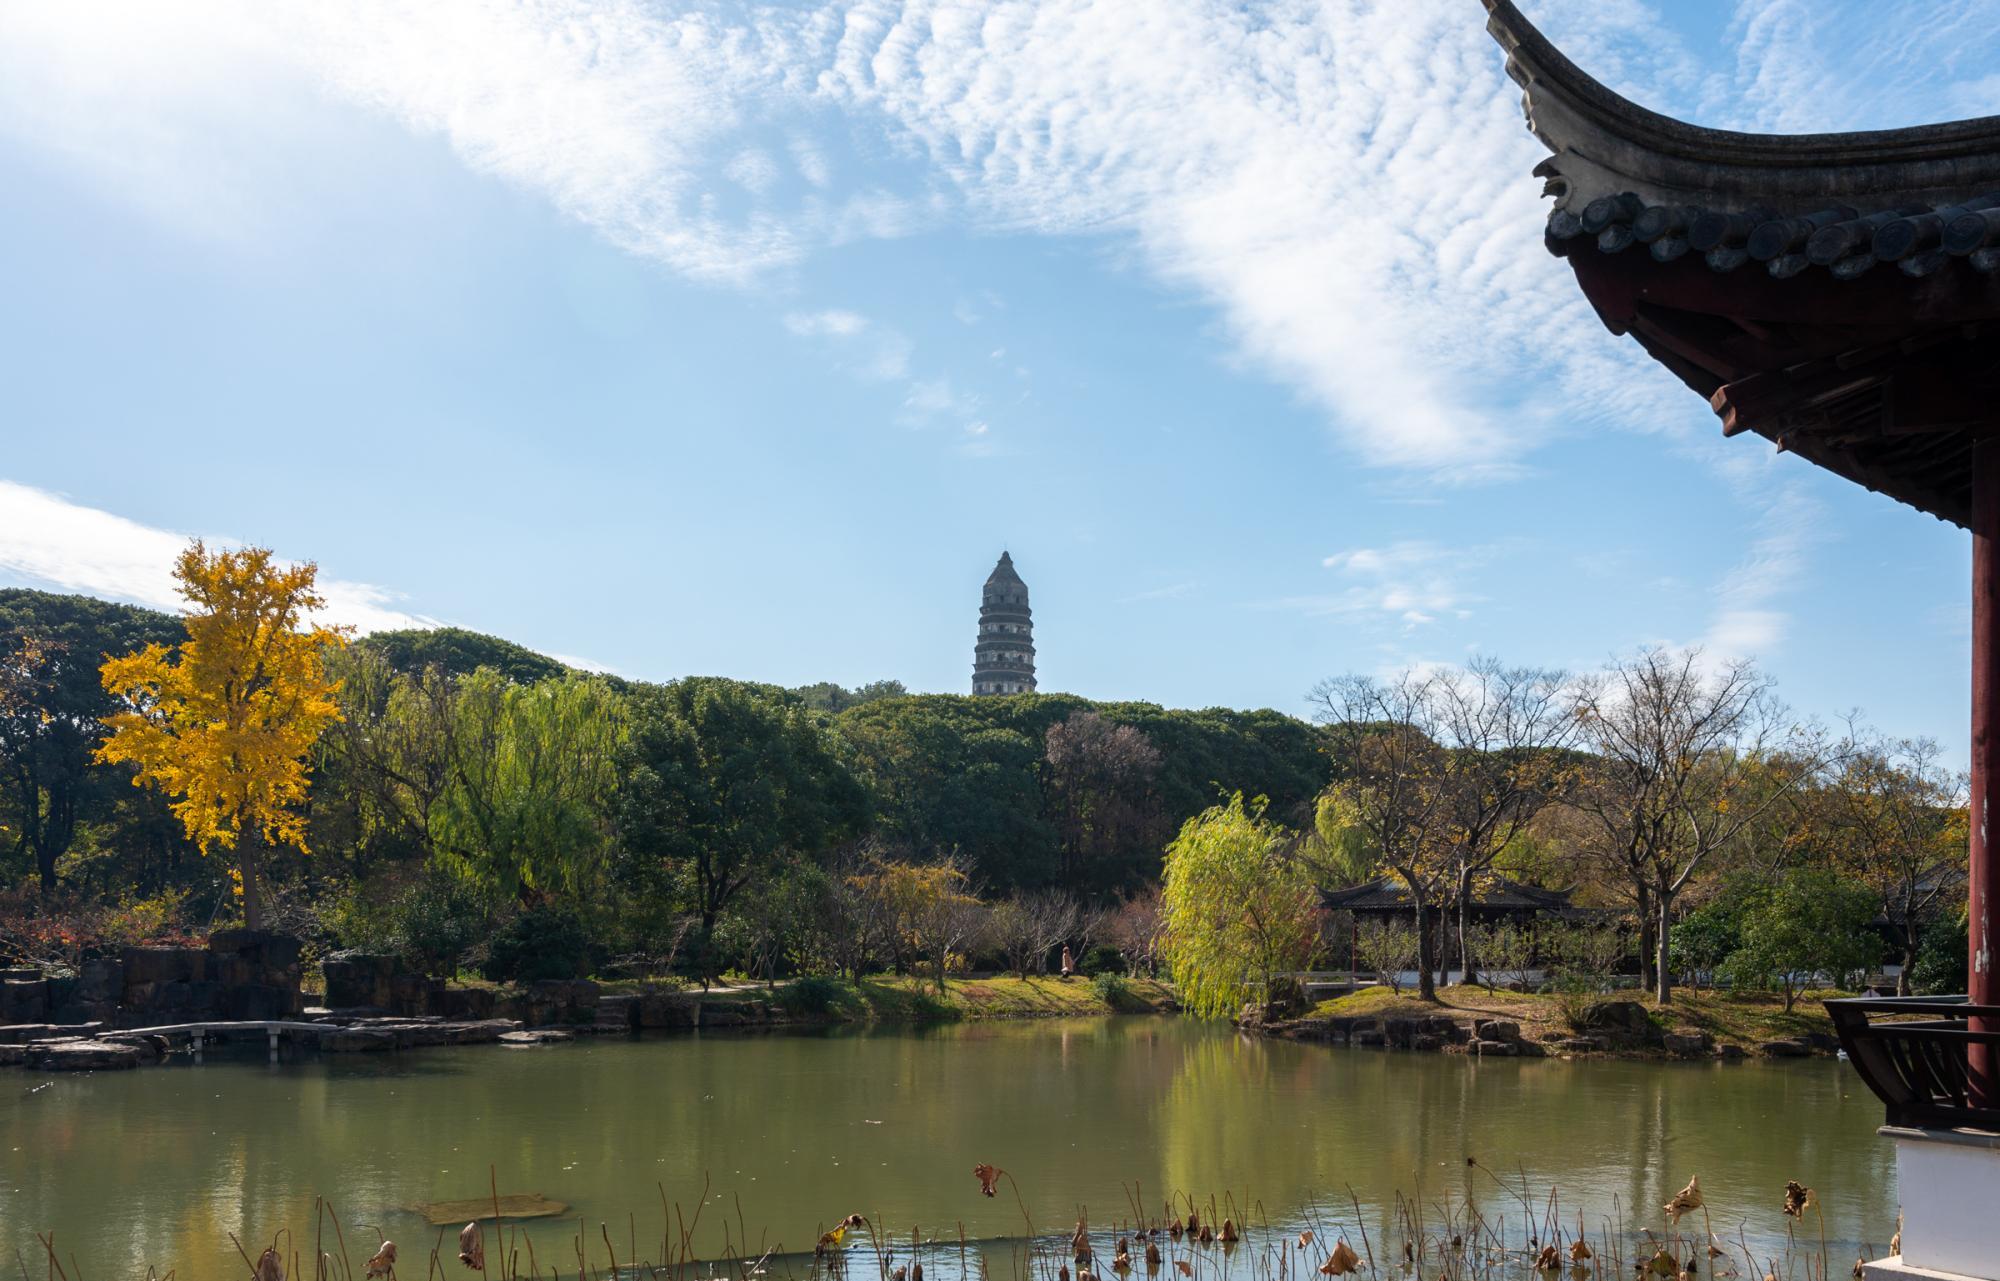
<box><xmin>357</xmin><ymin>626</ymin><xmax>569</xmax><ymax>686</ymax></box>
<box><xmin>1160</xmin><ymin>793</ymin><xmax>1321</xmax><ymax>1019</ymax></box>
<box><xmin>616</xmin><ymin>679</ymin><xmax>868</xmax><ymax>972</ymax></box>
<box><xmin>432</xmin><ymin>669</ymin><xmax>625</xmax><ymax>898</ymax></box>
<box><xmin>1722</xmin><ymin>869</ymin><xmax>1879</xmax><ymax>1011</ymax></box>
<box><xmin>0</xmin><ymin>590</ymin><xmax>183</xmax><ymax>891</ymax></box>
<box><xmin>1669</xmin><ymin>896</ymin><xmax>1742</xmax><ymax>991</ymax></box>
<box><xmin>790</xmin><ymin>679</ymin><xmax>907</xmax><ymax>713</ymax></box>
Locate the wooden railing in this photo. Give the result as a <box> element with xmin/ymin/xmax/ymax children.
<box><xmin>1826</xmin><ymin>995</ymin><xmax>2000</xmax><ymax>1131</ymax></box>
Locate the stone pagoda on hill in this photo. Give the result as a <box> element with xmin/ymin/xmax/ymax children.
<box><xmin>972</xmin><ymin>551</ymin><xmax>1036</xmax><ymax>696</ymax></box>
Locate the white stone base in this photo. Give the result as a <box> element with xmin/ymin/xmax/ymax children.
<box><xmin>1865</xmin><ymin>1257</ymin><xmax>1999</xmax><ymax>1281</ymax></box>
<box><xmin>1870</xmin><ymin>1126</ymin><xmax>2000</xmax><ymax>1281</ymax></box>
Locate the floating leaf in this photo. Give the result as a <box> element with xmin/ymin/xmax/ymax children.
<box><xmin>1782</xmin><ymin>1181</ymin><xmax>1814</xmax><ymax>1219</ymax></box>
<box><xmin>1664</xmin><ymin>1176</ymin><xmax>1703</xmax><ymax>1225</ymax></box>
<box><xmin>974</xmin><ymin>1164</ymin><xmax>1001</xmax><ymax>1198</ymax></box>
<box><xmin>458</xmin><ymin>1223</ymin><xmax>485</xmax><ymax>1271</ymax></box>
<box><xmin>364</xmin><ymin>1240</ymin><xmax>398</xmax><ymax>1279</ymax></box>
<box><xmin>1319</xmin><ymin>1240</ymin><xmax>1361</xmax><ymax>1276</ymax></box>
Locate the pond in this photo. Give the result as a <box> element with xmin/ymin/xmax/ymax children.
<box><xmin>2</xmin><ymin>1017</ymin><xmax>1894</xmax><ymax>1277</ymax></box>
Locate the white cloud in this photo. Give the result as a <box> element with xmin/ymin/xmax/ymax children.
<box><xmin>1281</xmin><ymin>539</ymin><xmax>1500</xmax><ymax>629</ymax></box>
<box><xmin>783</xmin><ymin>309</ymin><xmax>869</xmax><ymax>338</ymax></box>
<box><xmin>1700</xmin><ymin>481</ymin><xmax>1819</xmax><ymax>660</ymax></box>
<box><xmin>723</xmin><ymin>147</ymin><xmax>781</xmax><ymax>194</ymax></box>
<box><xmin>1119</xmin><ymin>581</ymin><xmax>1195</xmax><ymax>604</ymax></box>
<box><xmin>0</xmin><ymin>479</ymin><xmax>434</xmax><ymax>634</ymax></box>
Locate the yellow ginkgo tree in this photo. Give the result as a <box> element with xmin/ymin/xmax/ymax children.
<box><xmin>97</xmin><ymin>541</ymin><xmax>346</xmax><ymax>930</ymax></box>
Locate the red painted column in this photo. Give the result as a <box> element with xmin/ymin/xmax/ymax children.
<box><xmin>1972</xmin><ymin>439</ymin><xmax>2000</xmax><ymax>1108</ymax></box>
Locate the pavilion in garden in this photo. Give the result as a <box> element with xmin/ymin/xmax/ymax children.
<box><xmin>1480</xmin><ymin>4</ymin><xmax>2000</xmax><ymax>1278</ymax></box>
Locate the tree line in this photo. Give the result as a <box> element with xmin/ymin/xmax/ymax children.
<box><xmin>0</xmin><ymin>551</ymin><xmax>1970</xmax><ymax>1010</ymax></box>
<box><xmin>0</xmin><ymin>557</ymin><xmax>1323</xmax><ymax>983</ymax></box>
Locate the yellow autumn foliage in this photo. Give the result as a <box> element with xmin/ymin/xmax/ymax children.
<box><xmin>96</xmin><ymin>541</ymin><xmax>346</xmax><ymax>871</ymax></box>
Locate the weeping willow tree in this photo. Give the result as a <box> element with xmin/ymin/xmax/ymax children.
<box><xmin>1159</xmin><ymin>792</ymin><xmax>1323</xmax><ymax>1019</ymax></box>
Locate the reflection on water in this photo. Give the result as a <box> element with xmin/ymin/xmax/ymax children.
<box><xmin>1</xmin><ymin>1018</ymin><xmax>1894</xmax><ymax>1277</ymax></box>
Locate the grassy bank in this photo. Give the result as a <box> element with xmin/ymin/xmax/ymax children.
<box><xmin>1301</xmin><ymin>982</ymin><xmax>1842</xmax><ymax>1054</ymax></box>
<box><xmin>694</xmin><ymin>973</ymin><xmax>1179</xmax><ymax>1024</ymax></box>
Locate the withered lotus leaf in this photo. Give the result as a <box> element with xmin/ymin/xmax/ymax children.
<box><xmin>1218</xmin><ymin>1220</ymin><xmax>1239</xmax><ymax>1245</ymax></box>
<box><xmin>254</xmin><ymin>1247</ymin><xmax>284</xmax><ymax>1281</ymax></box>
<box><xmin>1296</xmin><ymin>1231</ymin><xmax>1313</xmax><ymax>1249</ymax></box>
<box><xmin>458</xmin><ymin>1222</ymin><xmax>485</xmax><ymax>1271</ymax></box>
<box><xmin>1643</xmin><ymin>1248</ymin><xmax>1676</xmax><ymax>1278</ymax></box>
<box><xmin>1145</xmin><ymin>1243</ymin><xmax>1162</xmax><ymax>1268</ymax></box>
<box><xmin>1196</xmin><ymin>1225</ymin><xmax>1213</xmax><ymax>1245</ymax></box>
<box><xmin>1569</xmin><ymin>1239</ymin><xmax>1592</xmax><ymax>1262</ymax></box>
<box><xmin>1664</xmin><ymin>1176</ymin><xmax>1703</xmax><ymax>1225</ymax></box>
<box><xmin>914</xmin><ymin>1264</ymin><xmax>924</xmax><ymax>1281</ymax></box>
<box><xmin>1168</xmin><ymin>1219</ymin><xmax>1184</xmax><ymax>1241</ymax></box>
<box><xmin>364</xmin><ymin>1240</ymin><xmax>398</xmax><ymax>1279</ymax></box>
<box><xmin>974</xmin><ymin>1164</ymin><xmax>1002</xmax><ymax>1198</ymax></box>
<box><xmin>1782</xmin><ymin>1181</ymin><xmax>1814</xmax><ymax>1219</ymax></box>
<box><xmin>1318</xmin><ymin>1240</ymin><xmax>1360</xmax><ymax>1276</ymax></box>
<box><xmin>1534</xmin><ymin>1244</ymin><xmax>1560</xmax><ymax>1271</ymax></box>
<box><xmin>1173</xmin><ymin>1262</ymin><xmax>1192</xmax><ymax>1278</ymax></box>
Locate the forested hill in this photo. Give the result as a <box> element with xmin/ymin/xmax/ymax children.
<box><xmin>1</xmin><ymin>589</ymin><xmax>1328</xmax><ymax>903</ymax></box>
<box><xmin>835</xmin><ymin>694</ymin><xmax>1328</xmax><ymax>891</ymax></box>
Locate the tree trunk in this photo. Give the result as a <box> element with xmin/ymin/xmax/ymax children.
<box><xmin>1457</xmin><ymin>872</ymin><xmax>1472</xmax><ymax>989</ymax></box>
<box><xmin>1635</xmin><ymin>882</ymin><xmax>1656</xmax><ymax>993</ymax></box>
<box><xmin>1414</xmin><ymin>897</ymin><xmax>1437</xmax><ymax>1002</ymax></box>
<box><xmin>1654</xmin><ymin>890</ymin><xmax>1674</xmax><ymax>1006</ymax></box>
<box><xmin>1897</xmin><ymin>942</ymin><xmax>1915</xmax><ymax>996</ymax></box>
<box><xmin>237</xmin><ymin>833</ymin><xmax>265</xmax><ymax>931</ymax></box>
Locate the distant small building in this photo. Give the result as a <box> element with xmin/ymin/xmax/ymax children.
<box><xmin>1320</xmin><ymin>875</ymin><xmax>1585</xmax><ymax>929</ymax></box>
<box><xmin>972</xmin><ymin>551</ymin><xmax>1037</xmax><ymax>696</ymax></box>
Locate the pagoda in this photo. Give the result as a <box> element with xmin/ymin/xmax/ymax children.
<box><xmin>972</xmin><ymin>552</ymin><xmax>1037</xmax><ymax>696</ymax></box>
<box><xmin>1481</xmin><ymin>5</ymin><xmax>2000</xmax><ymax>1277</ymax></box>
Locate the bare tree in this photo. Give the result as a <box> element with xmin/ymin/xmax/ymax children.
<box><xmin>1015</xmin><ymin>889</ymin><xmax>1080</xmax><ymax>975</ymax></box>
<box><xmin>1312</xmin><ymin>671</ymin><xmax>1452</xmax><ymax>998</ymax></box>
<box><xmin>1042</xmin><ymin>712</ymin><xmax>1166</xmax><ymax>892</ymax></box>
<box><xmin>1106</xmin><ymin>888</ymin><xmax>1165</xmax><ymax>976</ymax></box>
<box><xmin>1821</xmin><ymin>731</ymin><xmax>1967</xmax><ymax>993</ymax></box>
<box><xmin>986</xmin><ymin>889</ymin><xmax>1080</xmax><ymax>976</ymax></box>
<box><xmin>1310</xmin><ymin>659</ymin><xmax>1577</xmax><ymax>1002</ymax></box>
<box><xmin>1429</xmin><ymin>660</ymin><xmax>1580</xmax><ymax>986</ymax></box>
<box><xmin>1354</xmin><ymin>920</ymin><xmax>1420</xmax><ymax>993</ymax></box>
<box><xmin>1568</xmin><ymin>648</ymin><xmax>1839</xmax><ymax>1005</ymax></box>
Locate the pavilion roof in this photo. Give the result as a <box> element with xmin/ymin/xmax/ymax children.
<box><xmin>1321</xmin><ymin>875</ymin><xmax>1577</xmax><ymax>916</ymax></box>
<box><xmin>1484</xmin><ymin>0</ymin><xmax>2000</xmax><ymax>528</ymax></box>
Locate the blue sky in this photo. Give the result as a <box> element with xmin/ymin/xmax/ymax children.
<box><xmin>1</xmin><ymin>0</ymin><xmax>1994</xmax><ymax>750</ymax></box>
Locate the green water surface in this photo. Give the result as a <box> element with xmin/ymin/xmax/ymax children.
<box><xmin>1</xmin><ymin>1018</ymin><xmax>1895</xmax><ymax>1276</ymax></box>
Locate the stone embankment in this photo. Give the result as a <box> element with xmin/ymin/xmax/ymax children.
<box><xmin>1254</xmin><ymin>999</ymin><xmax>1843</xmax><ymax>1061</ymax></box>
<box><xmin>0</xmin><ymin>935</ymin><xmax>714</xmax><ymax>1072</ymax></box>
